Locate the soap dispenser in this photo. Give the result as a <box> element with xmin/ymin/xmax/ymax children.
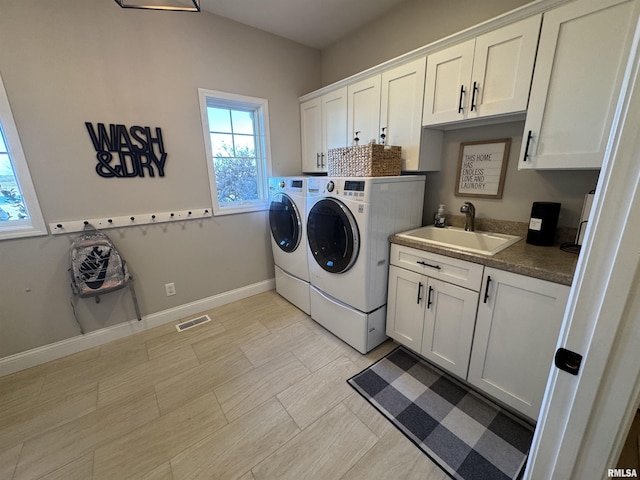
<box><xmin>435</xmin><ymin>204</ymin><xmax>446</xmax><ymax>228</ymax></box>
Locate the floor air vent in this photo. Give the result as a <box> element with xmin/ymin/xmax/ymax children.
<box><xmin>175</xmin><ymin>314</ymin><xmax>211</xmax><ymax>332</ymax></box>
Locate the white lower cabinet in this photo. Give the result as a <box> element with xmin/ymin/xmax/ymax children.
<box><xmin>386</xmin><ymin>245</ymin><xmax>483</xmax><ymax>379</ymax></box>
<box><xmin>421</xmin><ymin>278</ymin><xmax>479</xmax><ymax>379</ymax></box>
<box><xmin>468</xmin><ymin>267</ymin><xmax>570</xmax><ymax>420</ymax></box>
<box><xmin>387</xmin><ymin>244</ymin><xmax>570</xmax><ymax>420</ymax></box>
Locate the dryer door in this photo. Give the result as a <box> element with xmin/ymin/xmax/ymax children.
<box><xmin>307</xmin><ymin>198</ymin><xmax>360</xmax><ymax>274</ymax></box>
<box><xmin>269</xmin><ymin>193</ymin><xmax>302</xmax><ymax>253</ymax></box>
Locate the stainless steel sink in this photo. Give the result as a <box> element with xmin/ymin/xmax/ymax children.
<box><xmin>396</xmin><ymin>225</ymin><xmax>521</xmax><ymax>256</ymax></box>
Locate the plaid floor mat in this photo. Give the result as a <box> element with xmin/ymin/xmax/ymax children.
<box><xmin>347</xmin><ymin>347</ymin><xmax>534</xmax><ymax>480</ymax></box>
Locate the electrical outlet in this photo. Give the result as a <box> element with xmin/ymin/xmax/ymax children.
<box><xmin>165</xmin><ymin>282</ymin><xmax>176</xmax><ymax>296</ymax></box>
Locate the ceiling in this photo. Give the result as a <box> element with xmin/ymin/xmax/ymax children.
<box><xmin>199</xmin><ymin>0</ymin><xmax>409</xmax><ymax>49</ymax></box>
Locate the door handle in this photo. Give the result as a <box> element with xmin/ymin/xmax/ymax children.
<box><xmin>417</xmin><ymin>261</ymin><xmax>441</xmax><ymax>270</ymax></box>
<box><xmin>523</xmin><ymin>130</ymin><xmax>533</xmax><ymax>162</ymax></box>
<box><xmin>458</xmin><ymin>85</ymin><xmax>466</xmax><ymax>114</ymax></box>
<box><xmin>555</xmin><ymin>348</ymin><xmax>583</xmax><ymax>375</ymax></box>
<box><xmin>417</xmin><ymin>282</ymin><xmax>423</xmax><ymax>304</ymax></box>
<box><xmin>470</xmin><ymin>81</ymin><xmax>478</xmax><ymax>111</ymax></box>
<box><xmin>483</xmin><ymin>275</ymin><xmax>492</xmax><ymax>303</ymax></box>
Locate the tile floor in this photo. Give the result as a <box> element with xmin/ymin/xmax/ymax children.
<box><xmin>0</xmin><ymin>290</ymin><xmax>447</xmax><ymax>480</ymax></box>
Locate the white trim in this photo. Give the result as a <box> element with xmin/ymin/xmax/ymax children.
<box><xmin>197</xmin><ymin>88</ymin><xmax>272</xmax><ymax>217</ymax></box>
<box><xmin>0</xmin><ymin>73</ymin><xmax>47</xmax><ymax>240</ymax></box>
<box><xmin>0</xmin><ymin>278</ymin><xmax>275</xmax><ymax>378</ymax></box>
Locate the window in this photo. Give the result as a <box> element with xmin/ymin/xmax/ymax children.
<box><xmin>0</xmin><ymin>74</ymin><xmax>46</xmax><ymax>240</ymax></box>
<box><xmin>198</xmin><ymin>89</ymin><xmax>272</xmax><ymax>215</ymax></box>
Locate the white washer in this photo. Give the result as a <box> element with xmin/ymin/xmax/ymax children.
<box><xmin>268</xmin><ymin>177</ymin><xmax>310</xmax><ymax>314</ymax></box>
<box><xmin>306</xmin><ymin>175</ymin><xmax>425</xmax><ymax>353</ymax></box>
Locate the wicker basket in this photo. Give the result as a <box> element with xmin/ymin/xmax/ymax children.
<box><xmin>327</xmin><ymin>144</ymin><xmax>402</xmax><ymax>177</ymax></box>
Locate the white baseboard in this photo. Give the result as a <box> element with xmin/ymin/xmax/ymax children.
<box><xmin>0</xmin><ymin>279</ymin><xmax>275</xmax><ymax>378</ymax></box>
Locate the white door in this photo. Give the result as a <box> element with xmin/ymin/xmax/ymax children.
<box><xmin>525</xmin><ymin>10</ymin><xmax>640</xmax><ymax>476</ymax></box>
<box><xmin>322</xmin><ymin>87</ymin><xmax>347</xmax><ymax>169</ymax></box>
<box><xmin>386</xmin><ymin>265</ymin><xmax>425</xmax><ymax>352</ymax></box>
<box><xmin>423</xmin><ymin>40</ymin><xmax>474</xmax><ymax>125</ymax></box>
<box><xmin>468</xmin><ymin>15</ymin><xmax>541</xmax><ymax>119</ymax></box>
<box><xmin>380</xmin><ymin>58</ymin><xmax>426</xmax><ymax>170</ymax></box>
<box><xmin>300</xmin><ymin>97</ymin><xmax>322</xmax><ymax>173</ymax></box>
<box><xmin>421</xmin><ymin>278</ymin><xmax>478</xmax><ymax>380</ymax></box>
<box><xmin>468</xmin><ymin>268</ymin><xmax>569</xmax><ymax>420</ymax></box>
<box><xmin>519</xmin><ymin>0</ymin><xmax>638</xmax><ymax>170</ymax></box>
<box><xmin>347</xmin><ymin>75</ymin><xmax>381</xmax><ymax>146</ymax></box>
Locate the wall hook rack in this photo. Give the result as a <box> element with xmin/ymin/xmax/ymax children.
<box><xmin>50</xmin><ymin>207</ymin><xmax>213</xmax><ymax>235</ymax></box>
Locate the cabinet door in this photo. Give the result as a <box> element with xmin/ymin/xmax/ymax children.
<box><xmin>519</xmin><ymin>0</ymin><xmax>639</xmax><ymax>170</ymax></box>
<box><xmin>468</xmin><ymin>268</ymin><xmax>570</xmax><ymax>419</ymax></box>
<box><xmin>421</xmin><ymin>278</ymin><xmax>479</xmax><ymax>379</ymax></box>
<box><xmin>322</xmin><ymin>87</ymin><xmax>348</xmax><ymax>166</ymax></box>
<box><xmin>300</xmin><ymin>97</ymin><xmax>322</xmax><ymax>173</ymax></box>
<box><xmin>423</xmin><ymin>40</ymin><xmax>474</xmax><ymax>125</ymax></box>
<box><xmin>347</xmin><ymin>75</ymin><xmax>381</xmax><ymax>147</ymax></box>
<box><xmin>386</xmin><ymin>265</ymin><xmax>426</xmax><ymax>352</ymax></box>
<box><xmin>468</xmin><ymin>15</ymin><xmax>541</xmax><ymax>119</ymax></box>
<box><xmin>380</xmin><ymin>58</ymin><xmax>426</xmax><ymax>171</ymax></box>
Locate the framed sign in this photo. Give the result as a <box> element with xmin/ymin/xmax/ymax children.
<box><xmin>455</xmin><ymin>138</ymin><xmax>511</xmax><ymax>199</ymax></box>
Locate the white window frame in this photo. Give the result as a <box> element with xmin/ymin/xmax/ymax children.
<box><xmin>198</xmin><ymin>88</ymin><xmax>272</xmax><ymax>216</ymax></box>
<box><xmin>0</xmin><ymin>74</ymin><xmax>46</xmax><ymax>241</ymax></box>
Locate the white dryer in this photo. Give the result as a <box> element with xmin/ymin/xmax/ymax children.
<box><xmin>268</xmin><ymin>177</ymin><xmax>310</xmax><ymax>314</ymax></box>
<box><xmin>306</xmin><ymin>175</ymin><xmax>425</xmax><ymax>353</ymax></box>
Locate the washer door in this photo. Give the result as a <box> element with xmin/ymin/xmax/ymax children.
<box><xmin>307</xmin><ymin>198</ymin><xmax>360</xmax><ymax>274</ymax></box>
<box><xmin>269</xmin><ymin>193</ymin><xmax>302</xmax><ymax>253</ymax></box>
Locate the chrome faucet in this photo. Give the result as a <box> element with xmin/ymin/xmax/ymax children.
<box><xmin>460</xmin><ymin>202</ymin><xmax>476</xmax><ymax>231</ymax></box>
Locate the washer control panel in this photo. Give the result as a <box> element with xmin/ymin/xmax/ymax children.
<box><xmin>343</xmin><ymin>180</ymin><xmax>366</xmax><ymax>198</ymax></box>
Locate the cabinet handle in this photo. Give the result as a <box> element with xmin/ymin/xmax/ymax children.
<box><xmin>523</xmin><ymin>130</ymin><xmax>533</xmax><ymax>162</ymax></box>
<box><xmin>321</xmin><ymin>153</ymin><xmax>325</xmax><ymax>167</ymax></box>
<box><xmin>380</xmin><ymin>127</ymin><xmax>387</xmax><ymax>145</ymax></box>
<box><xmin>316</xmin><ymin>153</ymin><xmax>320</xmax><ymax>168</ymax></box>
<box><xmin>427</xmin><ymin>286</ymin><xmax>434</xmax><ymax>309</ymax></box>
<box><xmin>458</xmin><ymin>85</ymin><xmax>466</xmax><ymax>114</ymax></box>
<box><xmin>417</xmin><ymin>282</ymin><xmax>423</xmax><ymax>304</ymax></box>
<box><xmin>417</xmin><ymin>260</ymin><xmax>441</xmax><ymax>270</ymax></box>
<box><xmin>470</xmin><ymin>81</ymin><xmax>478</xmax><ymax>111</ymax></box>
<box><xmin>483</xmin><ymin>275</ymin><xmax>492</xmax><ymax>303</ymax></box>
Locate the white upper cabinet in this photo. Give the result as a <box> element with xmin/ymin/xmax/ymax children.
<box><xmin>519</xmin><ymin>0</ymin><xmax>639</xmax><ymax>170</ymax></box>
<box><xmin>423</xmin><ymin>40</ymin><xmax>475</xmax><ymax>125</ymax></box>
<box><xmin>346</xmin><ymin>58</ymin><xmax>433</xmax><ymax>171</ymax></box>
<box><xmin>380</xmin><ymin>58</ymin><xmax>428</xmax><ymax>170</ymax></box>
<box><xmin>423</xmin><ymin>15</ymin><xmax>541</xmax><ymax>126</ymax></box>
<box><xmin>347</xmin><ymin>75</ymin><xmax>382</xmax><ymax>147</ymax></box>
<box><xmin>301</xmin><ymin>87</ymin><xmax>347</xmax><ymax>173</ymax></box>
<box><xmin>300</xmin><ymin>97</ymin><xmax>322</xmax><ymax>173</ymax></box>
<box><xmin>468</xmin><ymin>16</ymin><xmax>542</xmax><ymax>119</ymax></box>
<box><xmin>322</xmin><ymin>88</ymin><xmax>348</xmax><ymax>161</ymax></box>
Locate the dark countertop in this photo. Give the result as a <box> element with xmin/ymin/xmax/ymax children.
<box><xmin>389</xmin><ymin>217</ymin><xmax>580</xmax><ymax>286</ymax></box>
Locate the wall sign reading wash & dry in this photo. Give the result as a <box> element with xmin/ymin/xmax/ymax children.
<box><xmin>85</xmin><ymin>122</ymin><xmax>167</xmax><ymax>178</ymax></box>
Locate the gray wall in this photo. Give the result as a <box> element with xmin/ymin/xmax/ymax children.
<box><xmin>320</xmin><ymin>0</ymin><xmax>599</xmax><ymax>228</ymax></box>
<box><xmin>423</xmin><ymin>122</ymin><xmax>599</xmax><ymax>228</ymax></box>
<box><xmin>0</xmin><ymin>0</ymin><xmax>320</xmax><ymax>357</ymax></box>
<box><xmin>321</xmin><ymin>0</ymin><xmax>535</xmax><ymax>85</ymax></box>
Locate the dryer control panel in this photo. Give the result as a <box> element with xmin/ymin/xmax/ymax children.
<box><xmin>343</xmin><ymin>180</ymin><xmax>366</xmax><ymax>199</ymax></box>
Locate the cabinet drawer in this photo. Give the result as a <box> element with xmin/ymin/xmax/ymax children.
<box><xmin>390</xmin><ymin>244</ymin><xmax>484</xmax><ymax>291</ymax></box>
